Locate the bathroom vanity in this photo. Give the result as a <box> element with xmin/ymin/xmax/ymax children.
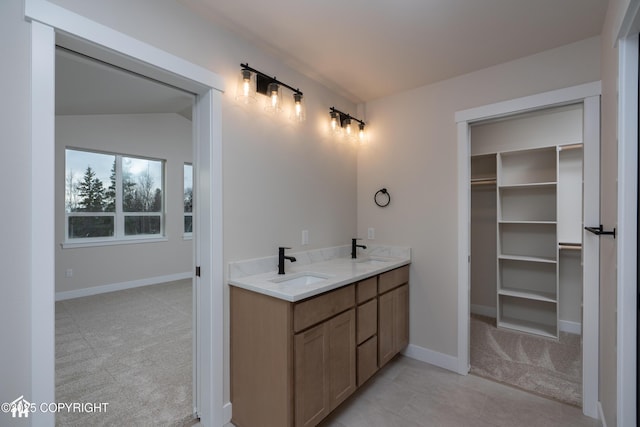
<box><xmin>228</xmin><ymin>247</ymin><xmax>410</xmax><ymax>427</ymax></box>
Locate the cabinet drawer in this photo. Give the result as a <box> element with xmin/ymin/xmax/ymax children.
<box><xmin>294</xmin><ymin>285</ymin><xmax>355</xmax><ymax>333</ymax></box>
<box><xmin>357</xmin><ymin>336</ymin><xmax>378</xmax><ymax>386</ymax></box>
<box><xmin>378</xmin><ymin>265</ymin><xmax>409</xmax><ymax>294</ymax></box>
<box><xmin>356</xmin><ymin>277</ymin><xmax>377</xmax><ymax>304</ymax></box>
<box><xmin>356</xmin><ymin>299</ymin><xmax>377</xmax><ymax>345</ymax></box>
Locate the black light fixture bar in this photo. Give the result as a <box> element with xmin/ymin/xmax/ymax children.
<box><xmin>241</xmin><ymin>63</ymin><xmax>303</xmax><ymax>96</ymax></box>
<box><xmin>330</xmin><ymin>106</ymin><xmax>365</xmax><ymax>127</ymax></box>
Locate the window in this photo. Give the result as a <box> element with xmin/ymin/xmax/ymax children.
<box><xmin>184</xmin><ymin>163</ymin><xmax>193</xmax><ymax>235</ymax></box>
<box><xmin>65</xmin><ymin>148</ymin><xmax>165</xmax><ymax>243</ymax></box>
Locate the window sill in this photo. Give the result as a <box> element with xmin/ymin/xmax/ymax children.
<box><xmin>61</xmin><ymin>236</ymin><xmax>168</xmax><ymax>249</ymax></box>
<box><xmin>183</xmin><ymin>233</ymin><xmax>193</xmax><ymax>240</ymax></box>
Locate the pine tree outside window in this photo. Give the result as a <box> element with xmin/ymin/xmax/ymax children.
<box><xmin>184</xmin><ymin>163</ymin><xmax>193</xmax><ymax>236</ymax></box>
<box><xmin>65</xmin><ymin>148</ymin><xmax>165</xmax><ymax>243</ymax></box>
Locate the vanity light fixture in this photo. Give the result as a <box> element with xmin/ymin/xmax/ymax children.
<box><xmin>238</xmin><ymin>63</ymin><xmax>305</xmax><ymax>122</ymax></box>
<box><xmin>329</xmin><ymin>107</ymin><xmax>366</xmax><ymax>141</ymax></box>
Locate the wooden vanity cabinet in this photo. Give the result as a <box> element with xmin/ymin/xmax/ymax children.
<box><xmin>231</xmin><ymin>264</ymin><xmax>409</xmax><ymax>427</ymax></box>
<box><xmin>378</xmin><ymin>266</ymin><xmax>410</xmax><ymax>367</ymax></box>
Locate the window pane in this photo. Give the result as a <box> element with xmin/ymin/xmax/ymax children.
<box><xmin>184</xmin><ymin>215</ymin><xmax>193</xmax><ymax>234</ymax></box>
<box><xmin>65</xmin><ymin>149</ymin><xmax>116</xmax><ymax>213</ymax></box>
<box><xmin>68</xmin><ymin>216</ymin><xmax>114</xmax><ymax>238</ymax></box>
<box><xmin>122</xmin><ymin>157</ymin><xmax>163</xmax><ymax>212</ymax></box>
<box><xmin>184</xmin><ymin>164</ymin><xmax>193</xmax><ymax>213</ymax></box>
<box><xmin>125</xmin><ymin>216</ymin><xmax>161</xmax><ymax>235</ymax></box>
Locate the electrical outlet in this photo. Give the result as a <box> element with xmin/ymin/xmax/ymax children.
<box><xmin>65</xmin><ymin>269</ymin><xmax>73</xmax><ymax>278</ymax></box>
<box><xmin>367</xmin><ymin>227</ymin><xmax>375</xmax><ymax>240</ymax></box>
<box><xmin>302</xmin><ymin>230</ymin><xmax>309</xmax><ymax>245</ymax></box>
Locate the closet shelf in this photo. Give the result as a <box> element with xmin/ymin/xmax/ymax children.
<box><xmin>498</xmin><ymin>317</ymin><xmax>557</xmax><ymax>339</ymax></box>
<box><xmin>499</xmin><ymin>254</ymin><xmax>557</xmax><ymax>264</ymax></box>
<box><xmin>498</xmin><ymin>288</ymin><xmax>557</xmax><ymax>303</ymax></box>
<box><xmin>559</xmin><ymin>243</ymin><xmax>582</xmax><ymax>250</ymax></box>
<box><xmin>499</xmin><ymin>182</ymin><xmax>556</xmax><ymax>190</ymax></box>
<box><xmin>499</xmin><ymin>220</ymin><xmax>556</xmax><ymax>225</ymax></box>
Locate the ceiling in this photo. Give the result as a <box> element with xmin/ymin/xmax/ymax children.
<box><xmin>55</xmin><ymin>48</ymin><xmax>194</xmax><ymax>118</ymax></box>
<box><xmin>180</xmin><ymin>0</ymin><xmax>608</xmax><ymax>103</ymax></box>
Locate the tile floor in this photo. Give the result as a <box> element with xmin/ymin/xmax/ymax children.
<box><xmin>227</xmin><ymin>356</ymin><xmax>598</xmax><ymax>427</ymax></box>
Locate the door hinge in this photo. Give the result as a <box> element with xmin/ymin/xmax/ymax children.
<box><xmin>196</xmin><ymin>266</ymin><xmax>201</xmax><ymax>277</ymax></box>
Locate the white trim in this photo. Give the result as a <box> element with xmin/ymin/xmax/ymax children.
<box><xmin>31</xmin><ymin>21</ymin><xmax>56</xmax><ymax>427</ymax></box>
<box><xmin>455</xmin><ymin>81</ymin><xmax>601</xmax><ymax>124</ymax></box>
<box><xmin>55</xmin><ymin>272</ymin><xmax>191</xmax><ymax>301</ymax></box>
<box><xmin>457</xmin><ymin>121</ymin><xmax>471</xmax><ymax>375</ymax></box>
<box><xmin>26</xmin><ymin>1</ymin><xmax>224</xmax><ymax>425</ymax></box>
<box><xmin>61</xmin><ymin>236</ymin><xmax>168</xmax><ymax>249</ymax></box>
<box><xmin>470</xmin><ymin>305</ymin><xmax>581</xmax><ymax>334</ymax></box>
<box><xmin>558</xmin><ymin>320</ymin><xmax>582</xmax><ymax>335</ymax></box>
<box><xmin>223</xmin><ymin>402</ymin><xmax>232</xmax><ymax>424</ymax></box>
<box><xmin>616</xmin><ymin>33</ymin><xmax>638</xmax><ymax>427</ymax></box>
<box><xmin>581</xmin><ymin>95</ymin><xmax>601</xmax><ymax>419</ymax></box>
<box><xmin>403</xmin><ymin>344</ymin><xmax>460</xmax><ymax>373</ymax></box>
<box><xmin>470</xmin><ymin>304</ymin><xmax>496</xmax><ymax>318</ymax></box>
<box><xmin>599</xmin><ymin>402</ymin><xmax>608</xmax><ymax>427</ymax></box>
<box><xmin>455</xmin><ymin>82</ymin><xmax>601</xmax><ymax>419</ymax></box>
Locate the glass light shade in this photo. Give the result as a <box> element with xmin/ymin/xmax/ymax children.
<box><xmin>330</xmin><ymin>111</ymin><xmax>341</xmax><ymax>134</ymax></box>
<box><xmin>358</xmin><ymin>123</ymin><xmax>367</xmax><ymax>141</ymax></box>
<box><xmin>235</xmin><ymin>69</ymin><xmax>256</xmax><ymax>104</ymax></box>
<box><xmin>290</xmin><ymin>92</ymin><xmax>305</xmax><ymax>122</ymax></box>
<box><xmin>264</xmin><ymin>82</ymin><xmax>282</xmax><ymax>113</ymax></box>
<box><xmin>343</xmin><ymin>117</ymin><xmax>353</xmax><ymax>138</ymax></box>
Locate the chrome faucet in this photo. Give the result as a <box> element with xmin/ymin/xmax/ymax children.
<box><xmin>278</xmin><ymin>247</ymin><xmax>296</xmax><ymax>274</ymax></box>
<box><xmin>351</xmin><ymin>238</ymin><xmax>367</xmax><ymax>259</ymax></box>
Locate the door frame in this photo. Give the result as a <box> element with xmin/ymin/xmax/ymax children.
<box><xmin>615</xmin><ymin>2</ymin><xmax>640</xmax><ymax>423</ymax></box>
<box><xmin>26</xmin><ymin>0</ymin><xmax>225</xmax><ymax>425</ymax></box>
<box><xmin>454</xmin><ymin>81</ymin><xmax>602</xmax><ymax>418</ymax></box>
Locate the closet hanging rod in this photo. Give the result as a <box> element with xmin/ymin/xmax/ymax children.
<box><xmin>558</xmin><ymin>143</ymin><xmax>583</xmax><ymax>151</ymax></box>
<box><xmin>559</xmin><ymin>243</ymin><xmax>582</xmax><ymax>250</ymax></box>
<box><xmin>471</xmin><ymin>178</ymin><xmax>496</xmax><ymax>185</ymax></box>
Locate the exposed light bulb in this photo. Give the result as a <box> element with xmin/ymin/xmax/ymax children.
<box><xmin>358</xmin><ymin>123</ymin><xmax>366</xmax><ymax>141</ymax></box>
<box><xmin>265</xmin><ymin>82</ymin><xmax>281</xmax><ymax>113</ymax></box>
<box><xmin>344</xmin><ymin>117</ymin><xmax>352</xmax><ymax>136</ymax></box>
<box><xmin>291</xmin><ymin>92</ymin><xmax>305</xmax><ymax>122</ymax></box>
<box><xmin>330</xmin><ymin>111</ymin><xmax>340</xmax><ymax>132</ymax></box>
<box><xmin>236</xmin><ymin>69</ymin><xmax>256</xmax><ymax>104</ymax></box>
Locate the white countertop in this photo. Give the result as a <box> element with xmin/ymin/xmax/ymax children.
<box><xmin>228</xmin><ymin>254</ymin><xmax>410</xmax><ymax>302</ymax></box>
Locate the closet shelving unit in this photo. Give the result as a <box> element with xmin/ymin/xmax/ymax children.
<box><xmin>496</xmin><ymin>146</ymin><xmax>559</xmax><ymax>338</ymax></box>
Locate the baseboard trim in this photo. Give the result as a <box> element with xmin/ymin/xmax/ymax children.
<box><xmin>402</xmin><ymin>344</ymin><xmax>459</xmax><ymax>373</ymax></box>
<box><xmin>55</xmin><ymin>272</ymin><xmax>192</xmax><ymax>301</ymax></box>
<box><xmin>223</xmin><ymin>402</ymin><xmax>232</xmax><ymax>424</ymax></box>
<box><xmin>559</xmin><ymin>319</ymin><xmax>582</xmax><ymax>335</ymax></box>
<box><xmin>471</xmin><ymin>305</ymin><xmax>582</xmax><ymax>335</ymax></box>
<box><xmin>470</xmin><ymin>304</ymin><xmax>496</xmax><ymax>317</ymax></box>
<box><xmin>597</xmin><ymin>401</ymin><xmax>607</xmax><ymax>426</ymax></box>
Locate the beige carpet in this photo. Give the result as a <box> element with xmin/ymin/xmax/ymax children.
<box><xmin>469</xmin><ymin>314</ymin><xmax>582</xmax><ymax>407</ymax></box>
<box><xmin>55</xmin><ymin>280</ymin><xmax>195</xmax><ymax>426</ymax></box>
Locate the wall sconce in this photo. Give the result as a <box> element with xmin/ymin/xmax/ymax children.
<box><xmin>329</xmin><ymin>107</ymin><xmax>366</xmax><ymax>141</ymax></box>
<box><xmin>237</xmin><ymin>63</ymin><xmax>305</xmax><ymax>122</ymax></box>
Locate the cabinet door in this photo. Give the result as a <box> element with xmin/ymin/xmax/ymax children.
<box><xmin>378</xmin><ymin>291</ymin><xmax>395</xmax><ymax>367</ymax></box>
<box><xmin>328</xmin><ymin>309</ymin><xmax>356</xmax><ymax>410</ymax></box>
<box><xmin>295</xmin><ymin>322</ymin><xmax>330</xmax><ymax>427</ymax></box>
<box><xmin>394</xmin><ymin>284</ymin><xmax>409</xmax><ymax>353</ymax></box>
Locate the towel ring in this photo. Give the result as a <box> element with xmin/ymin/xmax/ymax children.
<box><xmin>374</xmin><ymin>188</ymin><xmax>390</xmax><ymax>207</ymax></box>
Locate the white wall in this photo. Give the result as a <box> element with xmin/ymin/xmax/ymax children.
<box><xmin>48</xmin><ymin>0</ymin><xmax>358</xmax><ymax>407</ymax></box>
<box><xmin>0</xmin><ymin>1</ymin><xmax>33</xmax><ymax>425</ymax></box>
<box><xmin>358</xmin><ymin>36</ymin><xmax>601</xmax><ymax>358</ymax></box>
<box><xmin>55</xmin><ymin>114</ymin><xmax>193</xmax><ymax>294</ymax></box>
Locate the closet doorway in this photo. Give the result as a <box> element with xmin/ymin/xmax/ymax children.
<box><xmin>455</xmin><ymin>82</ymin><xmax>601</xmax><ymax>418</ymax></box>
<box><xmin>469</xmin><ymin>104</ymin><xmax>584</xmax><ymax>406</ymax></box>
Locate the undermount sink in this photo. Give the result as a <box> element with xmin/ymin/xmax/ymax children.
<box><xmin>352</xmin><ymin>256</ymin><xmax>393</xmax><ymax>266</ymax></box>
<box><xmin>269</xmin><ymin>272</ymin><xmax>330</xmax><ymax>286</ymax></box>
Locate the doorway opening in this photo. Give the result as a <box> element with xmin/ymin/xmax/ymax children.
<box><xmin>468</xmin><ymin>104</ymin><xmax>585</xmax><ymax>406</ymax></box>
<box><xmin>54</xmin><ymin>47</ymin><xmax>197</xmax><ymax>425</ymax></box>
<box><xmin>455</xmin><ymin>82</ymin><xmax>602</xmax><ymax>418</ymax></box>
<box><xmin>27</xmin><ymin>3</ymin><xmax>224</xmax><ymax>424</ymax></box>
